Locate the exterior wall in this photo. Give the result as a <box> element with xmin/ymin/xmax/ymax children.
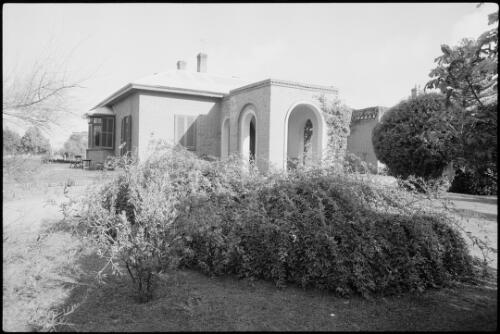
<box><xmin>137</xmin><ymin>91</ymin><xmax>221</xmax><ymax>160</ymax></box>
<box><xmin>347</xmin><ymin>107</ymin><xmax>388</xmax><ymax>172</ymax></box>
<box><xmin>112</xmin><ymin>93</ymin><xmax>140</xmax><ymax>158</ymax></box>
<box><xmin>268</xmin><ymin>85</ymin><xmax>338</xmax><ymax>170</ymax></box>
<box><xmin>221</xmin><ymin>85</ymin><xmax>271</xmax><ymax>171</ymax></box>
<box><xmin>347</xmin><ymin>118</ymin><xmax>378</xmax><ymax>166</ymax></box>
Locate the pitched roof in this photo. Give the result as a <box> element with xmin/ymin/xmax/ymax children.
<box><xmin>134</xmin><ymin>70</ymin><xmax>249</xmax><ymax>94</ymax></box>
<box><xmin>92</xmin><ymin>70</ymin><xmax>250</xmax><ymax>110</ymax></box>
<box><xmin>91</xmin><ymin>69</ymin><xmax>338</xmax><ymax>111</ymax></box>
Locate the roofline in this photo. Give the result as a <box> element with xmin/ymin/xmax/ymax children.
<box><xmin>91</xmin><ymin>83</ymin><xmax>225</xmax><ymax>110</ymax></box>
<box><xmin>92</xmin><ymin>78</ymin><xmax>339</xmax><ymax>110</ymax></box>
<box><xmin>228</xmin><ymin>78</ymin><xmax>338</xmax><ymax>96</ymax></box>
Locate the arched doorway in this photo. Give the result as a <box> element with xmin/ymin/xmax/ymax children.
<box><xmin>221</xmin><ymin>118</ymin><xmax>230</xmax><ymax>159</ymax></box>
<box><xmin>239</xmin><ymin>105</ymin><xmax>257</xmax><ymax>163</ymax></box>
<box><xmin>285</xmin><ymin>103</ymin><xmax>325</xmax><ymax>169</ymax></box>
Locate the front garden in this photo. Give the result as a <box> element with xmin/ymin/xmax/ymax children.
<box><xmin>3</xmin><ymin>147</ymin><xmax>497</xmax><ymax>331</ymax></box>
<box><xmin>67</xmin><ymin>146</ymin><xmax>489</xmax><ymax>302</ymax></box>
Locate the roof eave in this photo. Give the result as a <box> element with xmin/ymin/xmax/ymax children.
<box><xmin>91</xmin><ymin>83</ymin><xmax>226</xmax><ymax>110</ymax></box>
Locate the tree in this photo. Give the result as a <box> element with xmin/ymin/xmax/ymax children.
<box><xmin>372</xmin><ymin>93</ymin><xmax>462</xmax><ymax>180</ymax></box>
<box><xmin>425</xmin><ymin>8</ymin><xmax>498</xmax><ymax>108</ymax></box>
<box><xmin>20</xmin><ymin>127</ymin><xmax>51</xmax><ymax>154</ymax></box>
<box><xmin>62</xmin><ymin>132</ymin><xmax>88</xmax><ymax>157</ymax></box>
<box><xmin>3</xmin><ymin>57</ymin><xmax>84</xmax><ymax>129</ymax></box>
<box><xmin>3</xmin><ymin>127</ymin><xmax>22</xmax><ymax>154</ymax></box>
<box><xmin>424</xmin><ymin>7</ymin><xmax>498</xmax><ymax>194</ymax></box>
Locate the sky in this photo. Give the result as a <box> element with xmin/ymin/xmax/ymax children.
<box><xmin>3</xmin><ymin>3</ymin><xmax>498</xmax><ymax>149</ymax></box>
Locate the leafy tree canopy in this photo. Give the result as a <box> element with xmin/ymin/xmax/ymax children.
<box><xmin>20</xmin><ymin>126</ymin><xmax>51</xmax><ymax>154</ymax></box>
<box><xmin>372</xmin><ymin>93</ymin><xmax>462</xmax><ymax>180</ymax></box>
<box><xmin>425</xmin><ymin>8</ymin><xmax>498</xmax><ymax>108</ymax></box>
<box><xmin>3</xmin><ymin>127</ymin><xmax>22</xmax><ymax>154</ymax></box>
<box><xmin>62</xmin><ymin>132</ymin><xmax>88</xmax><ymax>157</ymax></box>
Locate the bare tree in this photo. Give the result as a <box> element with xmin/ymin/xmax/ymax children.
<box><xmin>2</xmin><ymin>37</ymin><xmax>96</xmax><ymax>130</ymax></box>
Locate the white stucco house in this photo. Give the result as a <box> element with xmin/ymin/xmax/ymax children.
<box><xmin>86</xmin><ymin>53</ymin><xmax>340</xmax><ymax>171</ymax></box>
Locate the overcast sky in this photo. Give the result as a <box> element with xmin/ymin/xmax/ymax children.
<box><xmin>3</xmin><ymin>3</ymin><xmax>498</xmax><ymax>148</ymax></box>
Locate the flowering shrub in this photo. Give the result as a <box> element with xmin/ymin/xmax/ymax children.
<box><xmin>72</xmin><ymin>145</ymin><xmax>476</xmax><ymax>301</ymax></box>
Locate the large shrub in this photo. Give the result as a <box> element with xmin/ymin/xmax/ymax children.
<box><xmin>72</xmin><ymin>146</ymin><xmax>476</xmax><ymax>301</ymax></box>
<box><xmin>372</xmin><ymin>93</ymin><xmax>461</xmax><ymax>180</ymax></box>
<box><xmin>175</xmin><ymin>169</ymin><xmax>475</xmax><ymax>297</ymax></box>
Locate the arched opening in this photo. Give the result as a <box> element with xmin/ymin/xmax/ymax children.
<box><xmin>249</xmin><ymin>117</ymin><xmax>256</xmax><ymax>161</ymax></box>
<box><xmin>286</xmin><ymin>104</ymin><xmax>325</xmax><ymax>170</ymax></box>
<box><xmin>303</xmin><ymin>119</ymin><xmax>313</xmax><ymax>165</ymax></box>
<box><xmin>221</xmin><ymin>118</ymin><xmax>230</xmax><ymax>159</ymax></box>
<box><xmin>239</xmin><ymin>106</ymin><xmax>257</xmax><ymax>163</ymax></box>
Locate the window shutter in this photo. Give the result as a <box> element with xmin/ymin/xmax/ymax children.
<box><xmin>120</xmin><ymin>117</ymin><xmax>125</xmax><ymax>155</ymax></box>
<box><xmin>88</xmin><ymin>124</ymin><xmax>92</xmax><ymax>148</ymax></box>
<box><xmin>186</xmin><ymin>115</ymin><xmax>197</xmax><ymax>150</ymax></box>
<box><xmin>121</xmin><ymin>117</ymin><xmax>125</xmax><ymax>145</ymax></box>
<box><xmin>127</xmin><ymin>116</ymin><xmax>132</xmax><ymax>152</ymax></box>
<box><xmin>174</xmin><ymin>114</ymin><xmax>197</xmax><ymax>150</ymax></box>
<box><xmin>175</xmin><ymin>115</ymin><xmax>185</xmax><ymax>146</ymax></box>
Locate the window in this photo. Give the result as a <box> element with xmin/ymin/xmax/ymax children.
<box><xmin>88</xmin><ymin>116</ymin><xmax>114</xmax><ymax>149</ymax></box>
<box><xmin>174</xmin><ymin>114</ymin><xmax>197</xmax><ymax>150</ymax></box>
<box><xmin>120</xmin><ymin>116</ymin><xmax>132</xmax><ymax>156</ymax></box>
<box><xmin>303</xmin><ymin>119</ymin><xmax>313</xmax><ymax>164</ymax></box>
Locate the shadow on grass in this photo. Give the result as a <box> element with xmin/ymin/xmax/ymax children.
<box><xmin>53</xmin><ymin>249</ymin><xmax>498</xmax><ymax>332</ymax></box>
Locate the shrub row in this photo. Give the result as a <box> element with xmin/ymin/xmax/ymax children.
<box><xmin>76</xmin><ymin>146</ymin><xmax>476</xmax><ymax>300</ymax></box>
<box><xmin>174</xmin><ymin>171</ymin><xmax>475</xmax><ymax>297</ymax></box>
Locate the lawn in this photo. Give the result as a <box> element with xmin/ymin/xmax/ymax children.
<box><xmin>2</xmin><ymin>162</ymin><xmax>498</xmax><ymax>331</ymax></box>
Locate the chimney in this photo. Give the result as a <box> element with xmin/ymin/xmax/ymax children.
<box><xmin>177</xmin><ymin>60</ymin><xmax>186</xmax><ymax>70</ymax></box>
<box><xmin>197</xmin><ymin>53</ymin><xmax>207</xmax><ymax>73</ymax></box>
<box><xmin>411</xmin><ymin>86</ymin><xmax>417</xmax><ymax>99</ymax></box>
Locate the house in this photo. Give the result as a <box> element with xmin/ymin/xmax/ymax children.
<box><xmin>347</xmin><ymin>106</ymin><xmax>388</xmax><ymax>173</ymax></box>
<box><xmin>86</xmin><ymin>53</ymin><xmax>342</xmax><ymax>171</ymax></box>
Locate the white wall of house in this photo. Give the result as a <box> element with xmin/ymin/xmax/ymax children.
<box><xmin>112</xmin><ymin>92</ymin><xmax>140</xmax><ymax>158</ymax></box>
<box><xmin>137</xmin><ymin>91</ymin><xmax>221</xmax><ymax>160</ymax></box>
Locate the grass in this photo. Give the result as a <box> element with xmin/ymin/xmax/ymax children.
<box><xmin>58</xmin><ymin>257</ymin><xmax>497</xmax><ymax>331</ymax></box>
<box><xmin>2</xmin><ymin>163</ymin><xmax>498</xmax><ymax>331</ymax></box>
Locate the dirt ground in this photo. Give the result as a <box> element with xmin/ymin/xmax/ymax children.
<box><xmin>2</xmin><ymin>164</ymin><xmax>498</xmax><ymax>331</ymax></box>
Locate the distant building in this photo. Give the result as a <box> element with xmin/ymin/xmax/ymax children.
<box><xmin>347</xmin><ymin>106</ymin><xmax>388</xmax><ymax>173</ymax></box>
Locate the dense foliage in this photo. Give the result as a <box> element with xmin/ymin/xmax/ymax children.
<box><xmin>316</xmin><ymin>94</ymin><xmax>352</xmax><ymax>170</ymax></box>
<box><xmin>372</xmin><ymin>93</ymin><xmax>461</xmax><ymax>180</ymax></box>
<box><xmin>60</xmin><ymin>132</ymin><xmax>88</xmax><ymax>157</ymax></box>
<box><xmin>343</xmin><ymin>152</ymin><xmax>376</xmax><ymax>174</ymax></box>
<box><xmin>424</xmin><ymin>7</ymin><xmax>498</xmax><ymax>195</ymax></box>
<box><xmin>70</xmin><ymin>147</ymin><xmax>476</xmax><ymax>301</ymax></box>
<box><xmin>3</xmin><ymin>127</ymin><xmax>22</xmax><ymax>154</ymax></box>
<box><xmin>20</xmin><ymin>126</ymin><xmax>51</xmax><ymax>154</ymax></box>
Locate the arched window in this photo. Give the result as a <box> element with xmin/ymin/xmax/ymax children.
<box><xmin>249</xmin><ymin>117</ymin><xmax>256</xmax><ymax>161</ymax></box>
<box><xmin>303</xmin><ymin>119</ymin><xmax>313</xmax><ymax>165</ymax></box>
<box><xmin>239</xmin><ymin>106</ymin><xmax>257</xmax><ymax>164</ymax></box>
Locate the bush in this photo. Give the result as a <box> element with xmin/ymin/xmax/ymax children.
<box><xmin>72</xmin><ymin>146</ymin><xmax>476</xmax><ymax>301</ymax></box>
<box><xmin>449</xmin><ymin>167</ymin><xmax>497</xmax><ymax>195</ymax></box>
<box><xmin>372</xmin><ymin>93</ymin><xmax>461</xmax><ymax>180</ymax></box>
<box><xmin>176</xmin><ymin>170</ymin><xmax>475</xmax><ymax>297</ymax></box>
<box><xmin>343</xmin><ymin>153</ymin><xmax>376</xmax><ymax>174</ymax></box>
